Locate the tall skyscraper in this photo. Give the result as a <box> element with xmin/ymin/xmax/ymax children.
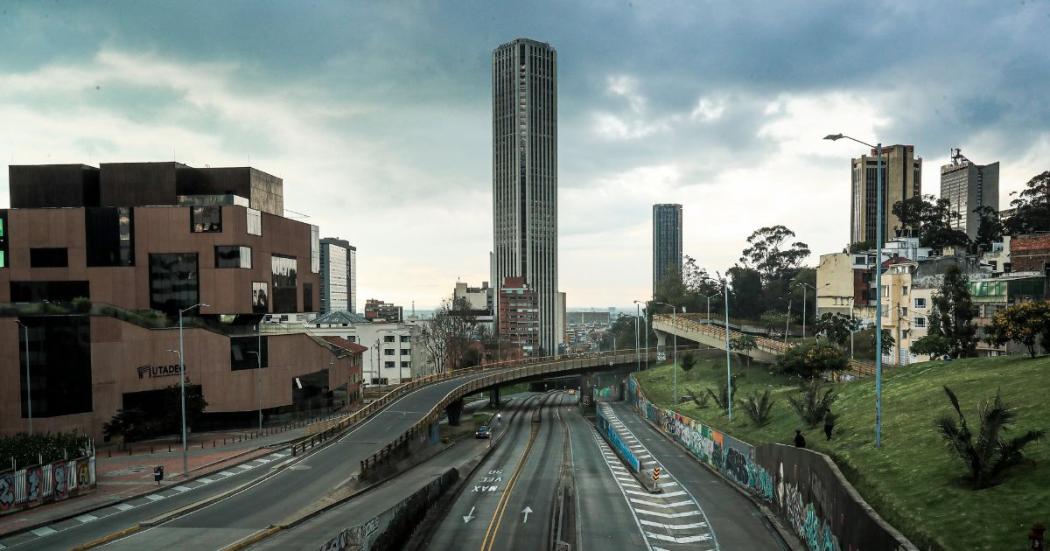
<box><xmin>320</xmin><ymin>237</ymin><xmax>356</xmax><ymax>313</ymax></box>
<box><xmin>652</xmin><ymin>203</ymin><xmax>683</xmax><ymax>296</ymax></box>
<box><xmin>850</xmin><ymin>144</ymin><xmax>922</xmax><ymax>245</ymax></box>
<box><xmin>940</xmin><ymin>148</ymin><xmax>999</xmax><ymax>239</ymax></box>
<box><xmin>491</xmin><ymin>38</ymin><xmax>559</xmax><ymax>354</ymax></box>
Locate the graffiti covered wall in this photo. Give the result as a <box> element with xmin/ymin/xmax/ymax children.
<box><xmin>627</xmin><ymin>376</ymin><xmax>915</xmax><ymax>551</ymax></box>
<box><xmin>0</xmin><ymin>455</ymin><xmax>96</xmax><ymax>515</ymax></box>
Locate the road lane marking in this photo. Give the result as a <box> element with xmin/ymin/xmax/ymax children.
<box><xmin>479</xmin><ymin>402</ymin><xmax>543</xmax><ymax>551</ymax></box>
<box><xmin>145</xmin><ymin>494</ymin><xmax>165</xmax><ymax>501</ymax></box>
<box><xmin>630</xmin><ymin>498</ymin><xmax>695</xmax><ymax>508</ymax></box>
<box><xmin>173</xmin><ymin>485</ymin><xmax>192</xmax><ymax>493</ymax></box>
<box><xmin>639</xmin><ymin>519</ymin><xmax>708</xmax><ymax>530</ymax></box>
<box><xmin>114</xmin><ymin>503</ymin><xmax>134</xmax><ymax>511</ymax></box>
<box><xmin>198</xmin><ymin>477</ymin><xmax>215</xmax><ymax>484</ymax></box>
<box><xmin>75</xmin><ymin>514</ymin><xmax>99</xmax><ymax>523</ymax></box>
<box><xmin>646</xmin><ymin>532</ymin><xmax>714</xmax><ymax>543</ymax></box>
<box><xmin>634</xmin><ymin>509</ymin><xmax>703</xmax><ymax>518</ymax></box>
<box><xmin>31</xmin><ymin>527</ymin><xmax>57</xmax><ymax>537</ymax></box>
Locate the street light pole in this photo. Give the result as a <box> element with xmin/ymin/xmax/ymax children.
<box><xmin>177</xmin><ymin>303</ymin><xmax>208</xmax><ymax>477</ymax></box>
<box><xmin>825</xmin><ymin>132</ymin><xmax>885</xmax><ymax>448</ymax></box>
<box><xmin>653</xmin><ymin>301</ymin><xmax>679</xmax><ymax>411</ymax></box>
<box><xmin>632</xmin><ymin>300</ymin><xmax>643</xmax><ymax>373</ymax></box>
<box><xmin>795</xmin><ymin>282</ymin><xmax>816</xmax><ymax>339</ymax></box>
<box><xmin>723</xmin><ymin>280</ymin><xmax>732</xmax><ymax>422</ymax></box>
<box><xmin>14</xmin><ymin>320</ymin><xmax>32</xmax><ymax>435</ymax></box>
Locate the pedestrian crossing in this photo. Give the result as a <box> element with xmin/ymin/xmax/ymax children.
<box><xmin>592</xmin><ymin>408</ymin><xmax>718</xmax><ymax>550</ymax></box>
<box><xmin>0</xmin><ymin>451</ymin><xmax>292</xmax><ymax>549</ymax></box>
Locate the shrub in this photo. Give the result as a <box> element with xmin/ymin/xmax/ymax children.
<box><xmin>0</xmin><ymin>431</ymin><xmax>91</xmax><ymax>467</ymax></box>
<box><xmin>739</xmin><ymin>389</ymin><xmax>776</xmax><ymax>426</ymax></box>
<box><xmin>686</xmin><ymin>386</ymin><xmax>710</xmax><ymax>409</ymax></box>
<box><xmin>705</xmin><ymin>374</ymin><xmax>738</xmax><ymax>414</ymax></box>
<box><xmin>937</xmin><ymin>386</ymin><xmax>1045</xmax><ymax>489</ymax></box>
<box><xmin>72</xmin><ymin>296</ymin><xmax>93</xmax><ymax>314</ymax></box>
<box><xmin>680</xmin><ymin>352</ymin><xmax>697</xmax><ymax>372</ymax></box>
<box><xmin>788</xmin><ymin>379</ymin><xmax>837</xmax><ymax>427</ymax></box>
<box><xmin>777</xmin><ymin>340</ymin><xmax>849</xmax><ymax>379</ymax></box>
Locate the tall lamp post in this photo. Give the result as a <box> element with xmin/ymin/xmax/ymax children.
<box><xmin>795</xmin><ymin>282</ymin><xmax>816</xmax><ymax>338</ymax></box>
<box><xmin>177</xmin><ymin>302</ymin><xmax>208</xmax><ymax>477</ymax></box>
<box><xmin>703</xmin><ymin>277</ymin><xmax>734</xmax><ymax>421</ymax></box>
<box><xmin>652</xmin><ymin>301</ymin><xmax>679</xmax><ymax>411</ymax></box>
<box><xmin>704</xmin><ymin>292</ymin><xmax>720</xmax><ymax>324</ymax></box>
<box><xmin>13</xmin><ymin>320</ymin><xmax>32</xmax><ymax>435</ymax></box>
<box><xmin>246</xmin><ymin>348</ymin><xmax>263</xmax><ymax>433</ymax></box>
<box><xmin>632</xmin><ymin>300</ymin><xmax>644</xmax><ymax>373</ymax></box>
<box><xmin>825</xmin><ymin>132</ymin><xmax>885</xmax><ymax>448</ymax></box>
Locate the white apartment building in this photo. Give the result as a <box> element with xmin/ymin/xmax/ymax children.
<box><xmin>307</xmin><ymin>311</ymin><xmax>422</xmax><ymax>386</ymax></box>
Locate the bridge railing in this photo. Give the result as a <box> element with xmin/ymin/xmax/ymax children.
<box><xmin>653</xmin><ymin>314</ymin><xmax>875</xmax><ymax>377</ymax></box>
<box><xmin>358</xmin><ymin>349</ymin><xmax>654</xmax><ymax>478</ymax></box>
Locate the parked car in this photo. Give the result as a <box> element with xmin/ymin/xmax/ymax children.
<box><xmin>475</xmin><ymin>425</ymin><xmax>491</xmax><ymax>439</ymax></box>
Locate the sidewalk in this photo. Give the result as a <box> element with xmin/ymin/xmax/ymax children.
<box><xmin>0</xmin><ymin>416</ymin><xmax>337</xmax><ymax>537</ymax></box>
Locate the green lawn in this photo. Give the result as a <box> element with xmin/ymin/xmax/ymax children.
<box><xmin>635</xmin><ymin>351</ymin><xmax>1050</xmax><ymax>551</ymax></box>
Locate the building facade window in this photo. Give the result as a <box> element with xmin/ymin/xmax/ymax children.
<box><xmin>401</xmin><ymin>361</ymin><xmax>410</xmax><ymax>368</ymax></box>
<box><xmin>20</xmin><ymin>317</ymin><xmax>92</xmax><ymax>418</ymax></box>
<box><xmin>230</xmin><ymin>336</ymin><xmax>268</xmax><ymax>371</ymax></box>
<box><xmin>86</xmin><ymin>207</ymin><xmax>135</xmax><ymax>267</ymax></box>
<box><xmin>191</xmin><ymin>206</ymin><xmax>222</xmax><ymax>233</ymax></box>
<box><xmin>384</xmin><ymin>335</ymin><xmax>396</xmax><ymax>343</ymax></box>
<box><xmin>400</xmin><ymin>349</ymin><xmax>411</xmax><ymax>355</ymax></box>
<box><xmin>252</xmin><ymin>282</ymin><xmax>269</xmax><ymax>313</ymax></box>
<box><xmin>915</xmin><ymin>317</ymin><xmax>926</xmax><ymax>328</ymax></box>
<box><xmin>303</xmin><ymin>283</ymin><xmax>314</xmax><ymax>312</ymax></box>
<box><xmin>247</xmin><ymin>208</ymin><xmax>262</xmax><ymax>236</ymax></box>
<box><xmin>271</xmin><ymin>254</ymin><xmax>298</xmax><ymax>313</ymax></box>
<box><xmin>215</xmin><ymin>245</ymin><xmax>252</xmax><ymax>269</ymax></box>
<box><xmin>914</xmin><ymin>297</ymin><xmax>926</xmax><ymax>308</ymax></box>
<box><xmin>0</xmin><ymin>210</ymin><xmax>8</xmax><ymax>268</ymax></box>
<box><xmin>400</xmin><ymin>335</ymin><xmax>411</xmax><ymax>343</ymax></box>
<box><xmin>30</xmin><ymin>247</ymin><xmax>68</xmax><ymax>268</ymax></box>
<box><xmin>384</xmin><ymin>348</ymin><xmax>395</xmax><ymax>356</ymax></box>
<box><xmin>384</xmin><ymin>361</ymin><xmax>396</xmax><ymax>368</ymax></box>
<box><xmin>11</xmin><ymin>281</ymin><xmax>89</xmax><ymax>303</ymax></box>
<box><xmin>310</xmin><ymin>225</ymin><xmax>320</xmax><ymax>274</ymax></box>
<box><xmin>149</xmin><ymin>253</ymin><xmax>200</xmax><ymax>315</ymax></box>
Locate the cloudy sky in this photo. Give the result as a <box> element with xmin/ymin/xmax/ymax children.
<box><xmin>1</xmin><ymin>1</ymin><xmax>1047</xmax><ymax>309</ymax></box>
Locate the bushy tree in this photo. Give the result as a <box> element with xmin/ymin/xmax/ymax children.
<box><xmin>926</xmin><ymin>265</ymin><xmax>980</xmax><ymax>358</ymax></box>
<box><xmin>937</xmin><ymin>386</ymin><xmax>1044</xmax><ymax>489</ymax></box>
<box><xmin>1003</xmin><ymin>171</ymin><xmax>1050</xmax><ymax>235</ymax></box>
<box><xmin>815</xmin><ymin>312</ymin><xmax>860</xmax><ymax>348</ymax></box>
<box><xmin>727</xmin><ymin>266</ymin><xmax>765</xmax><ymax>320</ymax></box>
<box><xmin>788</xmin><ymin>380</ymin><xmax>837</xmax><ymax>427</ymax></box>
<box><xmin>420</xmin><ymin>297</ymin><xmax>479</xmax><ymax>371</ymax></box>
<box><xmin>705</xmin><ymin>374</ymin><xmax>738</xmax><ymax>414</ymax></box>
<box><xmin>679</xmin><ymin>351</ymin><xmax>697</xmax><ymax>372</ymax></box>
<box><xmin>776</xmin><ymin>340</ymin><xmax>849</xmax><ymax>379</ymax></box>
<box><xmin>739</xmin><ymin>225</ymin><xmax>811</xmax><ymax>282</ymax></box>
<box><xmin>891</xmin><ymin>195</ymin><xmax>971</xmax><ymax>249</ymax></box>
<box><xmin>686</xmin><ymin>386</ymin><xmax>710</xmax><ymax>409</ymax></box>
<box><xmin>730</xmin><ymin>335</ymin><xmax>758</xmax><ymax>366</ymax></box>
<box><xmin>985</xmin><ymin>301</ymin><xmax>1050</xmax><ymax>357</ymax></box>
<box><xmin>971</xmin><ymin>205</ymin><xmax>1003</xmax><ymax>254</ymax></box>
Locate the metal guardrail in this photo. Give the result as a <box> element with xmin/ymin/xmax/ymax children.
<box><xmin>653</xmin><ymin>314</ymin><xmax>876</xmax><ymax>377</ymax></box>
<box><xmin>357</xmin><ymin>349</ymin><xmax>655</xmax><ymax>477</ymax></box>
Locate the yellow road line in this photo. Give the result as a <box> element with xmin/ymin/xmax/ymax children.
<box><xmin>479</xmin><ymin>396</ymin><xmax>553</xmax><ymax>551</ymax></box>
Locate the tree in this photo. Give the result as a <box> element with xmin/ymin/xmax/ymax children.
<box><xmin>730</xmin><ymin>335</ymin><xmax>757</xmax><ymax>367</ymax></box>
<box><xmin>679</xmin><ymin>352</ymin><xmax>697</xmax><ymax>372</ymax></box>
<box><xmin>601</xmin><ymin>315</ymin><xmax>653</xmax><ymax>352</ymax></box>
<box><xmin>726</xmin><ymin>266</ymin><xmax>764</xmax><ymax>320</ymax></box>
<box><xmin>419</xmin><ymin>297</ymin><xmax>479</xmax><ymax>373</ymax></box>
<box><xmin>739</xmin><ymin>225</ymin><xmax>811</xmax><ymax>283</ymax></box>
<box><xmin>776</xmin><ymin>340</ymin><xmax>849</xmax><ymax>379</ymax></box>
<box><xmin>936</xmin><ymin>386</ymin><xmax>1044</xmax><ymax>489</ymax></box>
<box><xmin>788</xmin><ymin>380</ymin><xmax>837</xmax><ymax>428</ymax></box>
<box><xmin>926</xmin><ymin>265</ymin><xmax>980</xmax><ymax>358</ymax></box>
<box><xmin>891</xmin><ymin>195</ymin><xmax>971</xmax><ymax>249</ymax></box>
<box><xmin>705</xmin><ymin>374</ymin><xmax>738</xmax><ymax>414</ymax></box>
<box><xmin>971</xmin><ymin>205</ymin><xmax>1003</xmax><ymax>254</ymax></box>
<box><xmin>1003</xmin><ymin>171</ymin><xmax>1050</xmax><ymax>235</ymax></box>
<box><xmin>910</xmin><ymin>333</ymin><xmax>952</xmax><ymax>359</ymax></box>
<box><xmin>814</xmin><ymin>312</ymin><xmax>860</xmax><ymax>349</ymax></box>
<box><xmin>760</xmin><ymin>310</ymin><xmax>787</xmax><ymax>336</ymax></box>
<box><xmin>871</xmin><ymin>328</ymin><xmax>895</xmax><ymax>356</ymax></box>
<box><xmin>686</xmin><ymin>386</ymin><xmax>711</xmax><ymax>409</ymax></box>
<box><xmin>985</xmin><ymin>301</ymin><xmax>1050</xmax><ymax>358</ymax></box>
<box><xmin>739</xmin><ymin>390</ymin><xmax>776</xmax><ymax>426</ymax></box>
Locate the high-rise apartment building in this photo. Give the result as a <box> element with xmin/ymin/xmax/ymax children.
<box><xmin>652</xmin><ymin>204</ymin><xmax>683</xmax><ymax>295</ymax></box>
<box><xmin>850</xmin><ymin>145</ymin><xmax>922</xmax><ymax>245</ymax></box>
<box><xmin>498</xmin><ymin>276</ymin><xmax>539</xmax><ymax>354</ymax></box>
<box><xmin>319</xmin><ymin>237</ymin><xmax>356</xmax><ymax>313</ymax></box>
<box><xmin>364</xmin><ymin>298</ymin><xmax>403</xmax><ymax>323</ymax></box>
<box><xmin>491</xmin><ymin>38</ymin><xmax>559</xmax><ymax>355</ymax></box>
<box><xmin>940</xmin><ymin>149</ymin><xmax>999</xmax><ymax>239</ymax></box>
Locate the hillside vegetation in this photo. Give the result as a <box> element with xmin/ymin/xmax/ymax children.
<box><xmin>635</xmin><ymin>351</ymin><xmax>1049</xmax><ymax>550</ymax></box>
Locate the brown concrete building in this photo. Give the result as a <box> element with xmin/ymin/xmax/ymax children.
<box><xmin>1008</xmin><ymin>233</ymin><xmax>1050</xmax><ymax>274</ymax></box>
<box><xmin>850</xmin><ymin>144</ymin><xmax>922</xmax><ymax>246</ymax></box>
<box><xmin>0</xmin><ymin>162</ymin><xmax>362</xmax><ymax>439</ymax></box>
<box><xmin>497</xmin><ymin>276</ymin><xmax>538</xmax><ymax>355</ymax></box>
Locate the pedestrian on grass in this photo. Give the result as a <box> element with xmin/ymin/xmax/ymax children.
<box><xmin>793</xmin><ymin>430</ymin><xmax>806</xmax><ymax>448</ymax></box>
<box><xmin>824</xmin><ymin>413</ymin><xmax>836</xmax><ymax>441</ymax></box>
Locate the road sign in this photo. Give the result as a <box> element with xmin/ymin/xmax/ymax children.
<box><xmin>652</xmin><ymin>467</ymin><xmax>661</xmax><ymax>481</ymax></box>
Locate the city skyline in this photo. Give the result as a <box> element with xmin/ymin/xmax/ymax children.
<box><xmin>0</xmin><ymin>2</ymin><xmax>1048</xmax><ymax>308</ymax></box>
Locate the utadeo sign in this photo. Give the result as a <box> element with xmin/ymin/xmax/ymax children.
<box><xmin>137</xmin><ymin>364</ymin><xmax>181</xmax><ymax>379</ymax></box>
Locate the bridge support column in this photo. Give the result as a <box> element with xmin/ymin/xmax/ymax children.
<box><xmin>488</xmin><ymin>387</ymin><xmax>501</xmax><ymax>408</ymax></box>
<box><xmin>654</xmin><ymin>330</ymin><xmax>668</xmax><ymax>362</ymax></box>
<box><xmin>446</xmin><ymin>398</ymin><xmax>464</xmax><ymax>426</ymax></box>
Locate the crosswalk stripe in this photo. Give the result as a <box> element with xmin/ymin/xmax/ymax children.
<box><xmin>630</xmin><ymin>498</ymin><xmax>696</xmax><ymax>509</ymax></box>
<box><xmin>173</xmin><ymin>485</ymin><xmax>192</xmax><ymax>493</ymax></box>
<box><xmin>113</xmin><ymin>503</ymin><xmax>134</xmax><ymax>511</ymax></box>
<box><xmin>145</xmin><ymin>494</ymin><xmax>165</xmax><ymax>501</ymax></box>
<box><xmin>646</xmin><ymin>532</ymin><xmax>713</xmax><ymax>543</ymax></box>
<box><xmin>634</xmin><ymin>509</ymin><xmax>703</xmax><ymax>519</ymax></box>
<box><xmin>30</xmin><ymin>527</ymin><xmax>57</xmax><ymax>537</ymax></box>
<box><xmin>198</xmin><ymin>478</ymin><xmax>215</xmax><ymax>484</ymax></box>
<box><xmin>639</xmin><ymin>519</ymin><xmax>707</xmax><ymax>530</ymax></box>
<box><xmin>219</xmin><ymin>471</ymin><xmax>236</xmax><ymax>477</ymax></box>
<box><xmin>75</xmin><ymin>514</ymin><xmax>99</xmax><ymax>523</ymax></box>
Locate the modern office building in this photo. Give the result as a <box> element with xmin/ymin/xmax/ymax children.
<box><xmin>319</xmin><ymin>237</ymin><xmax>356</xmax><ymax>314</ymax></box>
<box><xmin>364</xmin><ymin>298</ymin><xmax>403</xmax><ymax>323</ymax></box>
<box><xmin>850</xmin><ymin>144</ymin><xmax>923</xmax><ymax>245</ymax></box>
<box><xmin>0</xmin><ymin>162</ymin><xmax>363</xmax><ymax>438</ymax></box>
<box><xmin>652</xmin><ymin>203</ymin><xmax>683</xmax><ymax>295</ymax></box>
<box><xmin>497</xmin><ymin>276</ymin><xmax>539</xmax><ymax>355</ymax></box>
<box><xmin>940</xmin><ymin>149</ymin><xmax>999</xmax><ymax>239</ymax></box>
<box><xmin>491</xmin><ymin>38</ymin><xmax>559</xmax><ymax>355</ymax></box>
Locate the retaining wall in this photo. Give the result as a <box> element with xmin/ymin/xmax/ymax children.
<box><xmin>0</xmin><ymin>455</ymin><xmax>96</xmax><ymax>514</ymax></box>
<box><xmin>627</xmin><ymin>375</ymin><xmax>916</xmax><ymax>551</ymax></box>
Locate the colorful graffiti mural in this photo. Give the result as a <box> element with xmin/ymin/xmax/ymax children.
<box><xmin>0</xmin><ymin>455</ymin><xmax>96</xmax><ymax>516</ymax></box>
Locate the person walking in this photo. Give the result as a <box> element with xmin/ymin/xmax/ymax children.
<box><xmin>793</xmin><ymin>430</ymin><xmax>806</xmax><ymax>448</ymax></box>
<box><xmin>823</xmin><ymin>413</ymin><xmax>836</xmax><ymax>441</ymax></box>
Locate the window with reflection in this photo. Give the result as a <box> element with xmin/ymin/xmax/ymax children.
<box><xmin>149</xmin><ymin>253</ymin><xmax>199</xmax><ymax>315</ymax></box>
<box><xmin>191</xmin><ymin>206</ymin><xmax>222</xmax><ymax>233</ymax></box>
<box><xmin>247</xmin><ymin>208</ymin><xmax>262</xmax><ymax>236</ymax></box>
<box><xmin>252</xmin><ymin>281</ymin><xmax>269</xmax><ymax>313</ymax></box>
<box><xmin>86</xmin><ymin>207</ymin><xmax>135</xmax><ymax>267</ymax></box>
<box><xmin>271</xmin><ymin>254</ymin><xmax>298</xmax><ymax>312</ymax></box>
<box><xmin>215</xmin><ymin>245</ymin><xmax>252</xmax><ymax>269</ymax></box>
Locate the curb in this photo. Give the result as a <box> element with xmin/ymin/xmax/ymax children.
<box><xmin>625</xmin><ymin>403</ymin><xmax>803</xmax><ymax>551</ymax></box>
<box><xmin>0</xmin><ymin>445</ymin><xmax>279</xmax><ymax>542</ymax></box>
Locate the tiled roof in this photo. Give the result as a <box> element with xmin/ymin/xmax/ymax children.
<box><xmin>322</xmin><ymin>336</ymin><xmax>368</xmax><ymax>354</ymax></box>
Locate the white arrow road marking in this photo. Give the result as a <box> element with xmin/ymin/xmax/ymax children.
<box><xmin>463</xmin><ymin>506</ymin><xmax>476</xmax><ymax>524</ymax></box>
<box><xmin>522</xmin><ymin>506</ymin><xmax>533</xmax><ymax>523</ymax></box>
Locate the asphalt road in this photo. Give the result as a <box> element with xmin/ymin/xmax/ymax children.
<box><xmin>95</xmin><ymin>370</ymin><xmax>516</xmax><ymax>550</ymax></box>
<box><xmin>608</xmin><ymin>401</ymin><xmax>791</xmax><ymax>550</ymax></box>
<box><xmin>429</xmin><ymin>392</ymin><xmax>570</xmax><ymax>551</ymax></box>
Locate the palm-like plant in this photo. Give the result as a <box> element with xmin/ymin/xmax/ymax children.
<box><xmin>788</xmin><ymin>379</ymin><xmax>836</xmax><ymax>427</ymax></box>
<box><xmin>686</xmin><ymin>386</ymin><xmax>710</xmax><ymax>409</ymax></box>
<box><xmin>937</xmin><ymin>386</ymin><xmax>1045</xmax><ymax>489</ymax></box>
<box><xmin>739</xmin><ymin>389</ymin><xmax>776</xmax><ymax>426</ymax></box>
<box><xmin>705</xmin><ymin>374</ymin><xmax>738</xmax><ymax>414</ymax></box>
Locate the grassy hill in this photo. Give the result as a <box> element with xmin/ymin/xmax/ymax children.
<box><xmin>634</xmin><ymin>351</ymin><xmax>1050</xmax><ymax>550</ymax></box>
